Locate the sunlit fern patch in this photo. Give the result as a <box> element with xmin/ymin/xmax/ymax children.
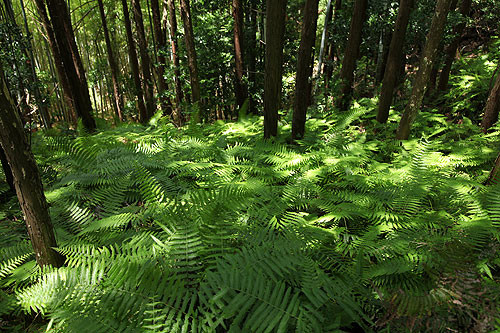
<box><xmin>1</xmin><ymin>111</ymin><xmax>500</xmax><ymax>332</ymax></box>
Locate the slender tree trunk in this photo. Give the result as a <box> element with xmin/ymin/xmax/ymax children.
<box><xmin>481</xmin><ymin>67</ymin><xmax>500</xmax><ymax>132</ymax></box>
<box><xmin>324</xmin><ymin>0</ymin><xmax>342</xmax><ymax>87</ymax></box>
<box><xmin>0</xmin><ymin>63</ymin><xmax>64</xmax><ymax>268</ymax></box>
<box><xmin>338</xmin><ymin>0</ymin><xmax>367</xmax><ymax>110</ymax></box>
<box><xmin>233</xmin><ymin>0</ymin><xmax>248</xmax><ymax>112</ymax></box>
<box><xmin>264</xmin><ymin>0</ymin><xmax>287</xmax><ymax>138</ymax></box>
<box><xmin>20</xmin><ymin>0</ymin><xmax>51</xmax><ymax>129</ymax></box>
<box><xmin>316</xmin><ymin>0</ymin><xmax>333</xmax><ymax>79</ymax></box>
<box><xmin>438</xmin><ymin>0</ymin><xmax>473</xmax><ymax>91</ymax></box>
<box><xmin>247</xmin><ymin>0</ymin><xmax>258</xmax><ymax>114</ymax></box>
<box><xmin>166</xmin><ymin>0</ymin><xmax>184</xmax><ymax>123</ymax></box>
<box><xmin>179</xmin><ymin>0</ymin><xmax>202</xmax><ymax>120</ymax></box>
<box><xmin>377</xmin><ymin>0</ymin><xmax>413</xmax><ymax>123</ymax></box>
<box><xmin>97</xmin><ymin>0</ymin><xmax>124</xmax><ymax>121</ymax></box>
<box><xmin>292</xmin><ymin>0</ymin><xmax>319</xmax><ymax>140</ymax></box>
<box><xmin>132</xmin><ymin>0</ymin><xmax>156</xmax><ymax>122</ymax></box>
<box><xmin>0</xmin><ymin>146</ymin><xmax>14</xmax><ymax>192</ymax></box>
<box><xmin>121</xmin><ymin>0</ymin><xmax>148</xmax><ymax>123</ymax></box>
<box><xmin>151</xmin><ymin>0</ymin><xmax>173</xmax><ymax>116</ymax></box>
<box><xmin>43</xmin><ymin>0</ymin><xmax>96</xmax><ymax>131</ymax></box>
<box><xmin>396</xmin><ymin>0</ymin><xmax>453</xmax><ymax>140</ymax></box>
<box><xmin>375</xmin><ymin>29</ymin><xmax>392</xmax><ymax>85</ymax></box>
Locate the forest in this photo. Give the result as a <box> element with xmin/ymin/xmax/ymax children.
<box><xmin>0</xmin><ymin>0</ymin><xmax>500</xmax><ymax>331</ymax></box>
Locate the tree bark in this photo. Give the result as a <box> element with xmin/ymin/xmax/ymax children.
<box><xmin>97</xmin><ymin>0</ymin><xmax>124</xmax><ymax>121</ymax></box>
<box><xmin>33</xmin><ymin>0</ymin><xmax>77</xmax><ymax>125</ymax></box>
<box><xmin>0</xmin><ymin>146</ymin><xmax>14</xmax><ymax>192</ymax></box>
<box><xmin>396</xmin><ymin>0</ymin><xmax>453</xmax><ymax>140</ymax></box>
<box><xmin>43</xmin><ymin>0</ymin><xmax>96</xmax><ymax>131</ymax></box>
<box><xmin>179</xmin><ymin>0</ymin><xmax>202</xmax><ymax>119</ymax></box>
<box><xmin>121</xmin><ymin>0</ymin><xmax>148</xmax><ymax>123</ymax></box>
<box><xmin>165</xmin><ymin>0</ymin><xmax>184</xmax><ymax>124</ymax></box>
<box><xmin>485</xmin><ymin>153</ymin><xmax>500</xmax><ymax>185</ymax></box>
<box><xmin>0</xmin><ymin>63</ymin><xmax>64</xmax><ymax>268</ymax></box>
<box><xmin>292</xmin><ymin>0</ymin><xmax>319</xmax><ymax>140</ymax></box>
<box><xmin>338</xmin><ymin>0</ymin><xmax>368</xmax><ymax>111</ymax></box>
<box><xmin>233</xmin><ymin>0</ymin><xmax>248</xmax><ymax>112</ymax></box>
<box><xmin>377</xmin><ymin>0</ymin><xmax>413</xmax><ymax>123</ymax></box>
<box><xmin>151</xmin><ymin>0</ymin><xmax>173</xmax><ymax>116</ymax></box>
<box><xmin>438</xmin><ymin>0</ymin><xmax>473</xmax><ymax>91</ymax></box>
<box><xmin>132</xmin><ymin>0</ymin><xmax>156</xmax><ymax>122</ymax></box>
<box><xmin>481</xmin><ymin>67</ymin><xmax>500</xmax><ymax>132</ymax></box>
<box><xmin>264</xmin><ymin>0</ymin><xmax>287</xmax><ymax>138</ymax></box>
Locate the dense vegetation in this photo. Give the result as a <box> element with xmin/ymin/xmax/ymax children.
<box><xmin>1</xmin><ymin>0</ymin><xmax>500</xmax><ymax>332</ymax></box>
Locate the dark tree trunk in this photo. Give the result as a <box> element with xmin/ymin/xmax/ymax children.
<box><xmin>151</xmin><ymin>0</ymin><xmax>173</xmax><ymax>116</ymax></box>
<box><xmin>132</xmin><ymin>0</ymin><xmax>156</xmax><ymax>122</ymax></box>
<box><xmin>97</xmin><ymin>0</ymin><xmax>124</xmax><ymax>121</ymax></box>
<box><xmin>292</xmin><ymin>0</ymin><xmax>319</xmax><ymax>140</ymax></box>
<box><xmin>233</xmin><ymin>0</ymin><xmax>248</xmax><ymax>112</ymax></box>
<box><xmin>34</xmin><ymin>0</ymin><xmax>77</xmax><ymax>125</ymax></box>
<box><xmin>263</xmin><ymin>0</ymin><xmax>287</xmax><ymax>138</ymax></box>
<box><xmin>438</xmin><ymin>0</ymin><xmax>473</xmax><ymax>91</ymax></box>
<box><xmin>166</xmin><ymin>0</ymin><xmax>184</xmax><ymax>124</ymax></box>
<box><xmin>375</xmin><ymin>30</ymin><xmax>392</xmax><ymax>85</ymax></box>
<box><xmin>43</xmin><ymin>0</ymin><xmax>96</xmax><ymax>131</ymax></box>
<box><xmin>396</xmin><ymin>0</ymin><xmax>453</xmax><ymax>140</ymax></box>
<box><xmin>247</xmin><ymin>0</ymin><xmax>258</xmax><ymax>114</ymax></box>
<box><xmin>376</xmin><ymin>0</ymin><xmax>413</xmax><ymax>123</ymax></box>
<box><xmin>0</xmin><ymin>146</ymin><xmax>14</xmax><ymax>192</ymax></box>
<box><xmin>179</xmin><ymin>0</ymin><xmax>202</xmax><ymax>119</ymax></box>
<box><xmin>338</xmin><ymin>0</ymin><xmax>368</xmax><ymax>110</ymax></box>
<box><xmin>0</xmin><ymin>63</ymin><xmax>64</xmax><ymax>268</ymax></box>
<box><xmin>121</xmin><ymin>0</ymin><xmax>148</xmax><ymax>123</ymax></box>
<box><xmin>481</xmin><ymin>68</ymin><xmax>500</xmax><ymax>132</ymax></box>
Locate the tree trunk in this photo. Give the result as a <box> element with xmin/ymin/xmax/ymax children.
<box><xmin>324</xmin><ymin>0</ymin><xmax>342</xmax><ymax>87</ymax></box>
<box><xmin>247</xmin><ymin>0</ymin><xmax>258</xmax><ymax>114</ymax></box>
<box><xmin>292</xmin><ymin>0</ymin><xmax>319</xmax><ymax>140</ymax></box>
<box><xmin>0</xmin><ymin>63</ymin><xmax>64</xmax><ymax>268</ymax></box>
<box><xmin>233</xmin><ymin>0</ymin><xmax>248</xmax><ymax>112</ymax></box>
<box><xmin>376</xmin><ymin>0</ymin><xmax>413</xmax><ymax>123</ymax></box>
<box><xmin>0</xmin><ymin>146</ymin><xmax>14</xmax><ymax>192</ymax></box>
<box><xmin>97</xmin><ymin>0</ymin><xmax>124</xmax><ymax>121</ymax></box>
<box><xmin>121</xmin><ymin>0</ymin><xmax>148</xmax><ymax>123</ymax></box>
<box><xmin>438</xmin><ymin>0</ymin><xmax>473</xmax><ymax>91</ymax></box>
<box><xmin>179</xmin><ymin>0</ymin><xmax>202</xmax><ymax>120</ymax></box>
<box><xmin>316</xmin><ymin>0</ymin><xmax>333</xmax><ymax>79</ymax></box>
<box><xmin>165</xmin><ymin>0</ymin><xmax>184</xmax><ymax>124</ymax></box>
<box><xmin>34</xmin><ymin>0</ymin><xmax>77</xmax><ymax>125</ymax></box>
<box><xmin>151</xmin><ymin>0</ymin><xmax>173</xmax><ymax>116</ymax></box>
<box><xmin>132</xmin><ymin>0</ymin><xmax>156</xmax><ymax>122</ymax></box>
<box><xmin>485</xmin><ymin>153</ymin><xmax>500</xmax><ymax>185</ymax></box>
<box><xmin>264</xmin><ymin>0</ymin><xmax>287</xmax><ymax>138</ymax></box>
<box><xmin>43</xmin><ymin>0</ymin><xmax>96</xmax><ymax>131</ymax></box>
<box><xmin>338</xmin><ymin>0</ymin><xmax>367</xmax><ymax>111</ymax></box>
<box><xmin>481</xmin><ymin>67</ymin><xmax>500</xmax><ymax>132</ymax></box>
<box><xmin>396</xmin><ymin>0</ymin><xmax>453</xmax><ymax>140</ymax></box>
<box><xmin>20</xmin><ymin>0</ymin><xmax>51</xmax><ymax>129</ymax></box>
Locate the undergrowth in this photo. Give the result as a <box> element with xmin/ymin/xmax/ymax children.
<box><xmin>1</xmin><ymin>101</ymin><xmax>500</xmax><ymax>332</ymax></box>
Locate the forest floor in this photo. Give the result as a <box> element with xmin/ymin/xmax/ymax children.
<box><xmin>1</xmin><ymin>100</ymin><xmax>500</xmax><ymax>331</ymax></box>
